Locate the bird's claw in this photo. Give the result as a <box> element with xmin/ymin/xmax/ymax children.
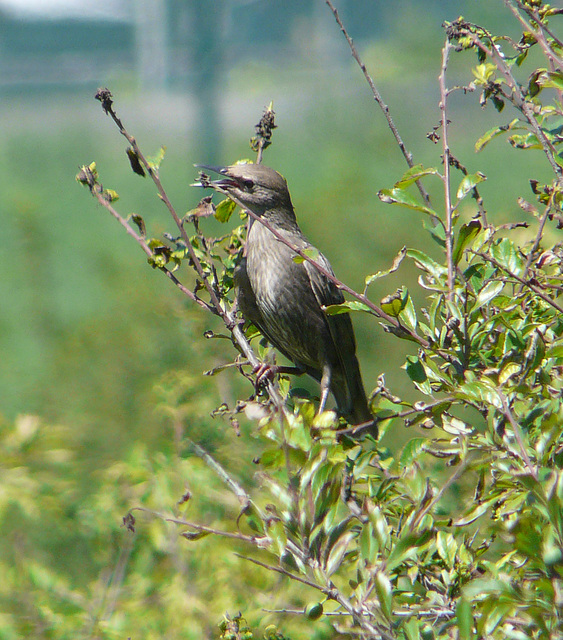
<box><xmin>253</xmin><ymin>362</ymin><xmax>280</xmax><ymax>390</ymax></box>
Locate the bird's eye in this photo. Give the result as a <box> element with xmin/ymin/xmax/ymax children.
<box><xmin>242</xmin><ymin>179</ymin><xmax>254</xmax><ymax>190</ymax></box>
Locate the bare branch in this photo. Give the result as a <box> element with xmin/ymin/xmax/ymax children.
<box><xmin>325</xmin><ymin>0</ymin><xmax>433</xmax><ymax>211</ymax></box>
<box><xmin>439</xmin><ymin>39</ymin><xmax>455</xmax><ymax>301</ymax></box>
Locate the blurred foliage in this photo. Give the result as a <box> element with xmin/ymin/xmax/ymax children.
<box><xmin>2</xmin><ymin>0</ymin><xmax>563</xmax><ymax>639</ymax></box>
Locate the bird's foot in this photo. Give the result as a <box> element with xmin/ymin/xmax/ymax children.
<box><xmin>252</xmin><ymin>363</ymin><xmax>304</xmax><ymax>391</ymax></box>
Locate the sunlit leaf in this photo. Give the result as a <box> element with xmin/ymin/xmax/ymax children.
<box><xmin>456</xmin><ymin>172</ymin><xmax>486</xmax><ymax>202</ymax></box>
<box><xmin>378</xmin><ymin>187</ymin><xmax>438</xmax><ymax>217</ymax></box>
<box><xmin>453</xmin><ymin>220</ymin><xmax>481</xmax><ymax>265</ymax></box>
<box><xmin>474</xmin><ymin>280</ymin><xmax>504</xmax><ymax>309</ymax></box>
<box><xmin>394</xmin><ymin>164</ymin><xmax>440</xmax><ymax>188</ymax></box>
<box><xmin>475</xmin><ymin>119</ymin><xmax>519</xmax><ymax>152</ymax></box>
<box><xmin>374</xmin><ymin>572</ymin><xmax>393</xmax><ymax>621</ymax></box>
<box><xmin>324</xmin><ymin>300</ymin><xmax>372</xmax><ymax>315</ymax></box>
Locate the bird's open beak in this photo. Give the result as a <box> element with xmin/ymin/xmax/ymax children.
<box><xmin>191</xmin><ymin>164</ymin><xmax>241</xmax><ymax>191</ymax></box>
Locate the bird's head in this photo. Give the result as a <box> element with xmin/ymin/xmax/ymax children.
<box><xmin>195</xmin><ymin>163</ymin><xmax>293</xmax><ymax>217</ymax></box>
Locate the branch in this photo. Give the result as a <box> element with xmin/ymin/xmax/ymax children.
<box><xmin>499</xmin><ymin>393</ymin><xmax>538</xmax><ymax>481</ymax></box>
<box><xmin>465</xmin><ymin>34</ymin><xmax>563</xmax><ymax>182</ymax></box>
<box><xmin>90</xmin><ymin>89</ymin><xmax>287</xmax><ymax>414</ymax></box>
<box><xmin>325</xmin><ymin>0</ymin><xmax>433</xmax><ymax>211</ymax></box>
<box><xmin>77</xmin><ymin>163</ymin><xmax>212</xmax><ymax>312</ymax></box>
<box><xmin>507</xmin><ymin>0</ymin><xmax>563</xmax><ymax>68</ymax></box>
<box><xmin>439</xmin><ymin>39</ymin><xmax>455</xmax><ymax>301</ymax></box>
<box><xmin>189</xmin><ymin>440</ymin><xmax>252</xmax><ymax>509</ymax></box>
<box><xmin>473</xmin><ymin>250</ymin><xmax>563</xmax><ymax>314</ymax></box>
<box><xmin>207</xmin><ymin>182</ymin><xmax>435</xmax><ymax>349</ymax></box>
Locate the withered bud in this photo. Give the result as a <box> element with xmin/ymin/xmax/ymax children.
<box><xmin>95</xmin><ymin>87</ymin><xmax>114</xmax><ymax>114</ymax></box>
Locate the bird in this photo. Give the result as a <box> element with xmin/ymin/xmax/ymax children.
<box><xmin>199</xmin><ymin>163</ymin><xmax>376</xmax><ymax>437</ymax></box>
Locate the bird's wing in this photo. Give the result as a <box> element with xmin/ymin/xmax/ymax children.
<box><xmin>302</xmin><ymin>253</ymin><xmax>361</xmax><ymax>407</ymax></box>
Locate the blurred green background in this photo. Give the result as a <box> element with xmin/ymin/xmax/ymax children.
<box><xmin>0</xmin><ymin>1</ymin><xmax>552</xmax><ymax>637</ymax></box>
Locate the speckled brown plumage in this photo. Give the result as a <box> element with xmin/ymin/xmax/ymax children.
<box><xmin>204</xmin><ymin>163</ymin><xmax>376</xmax><ymax>435</ymax></box>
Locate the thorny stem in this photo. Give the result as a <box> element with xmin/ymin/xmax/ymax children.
<box><xmin>325</xmin><ymin>0</ymin><xmax>433</xmax><ymax>211</ymax></box>
<box><xmin>439</xmin><ymin>39</ymin><xmax>455</xmax><ymax>302</ymax></box>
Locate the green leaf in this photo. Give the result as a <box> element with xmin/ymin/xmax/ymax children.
<box><xmin>400</xmin><ymin>438</ymin><xmax>427</xmax><ymax>467</ymax></box>
<box><xmin>394</xmin><ymin>164</ymin><xmax>440</xmax><ymax>188</ymax></box>
<box><xmin>380</xmin><ymin>287</ymin><xmax>409</xmax><ymax>318</ymax></box>
<box><xmin>407</xmin><ymin>249</ymin><xmax>448</xmax><ymax>279</ymax></box>
<box><xmin>453</xmin><ymin>220</ymin><xmax>481</xmax><ymax>265</ymax></box>
<box><xmin>458</xmin><ymin>380</ymin><xmax>502</xmax><ymax>409</ymax></box>
<box><xmin>405</xmin><ymin>356</ymin><xmax>432</xmax><ymax>395</ymax></box>
<box><xmin>456</xmin><ymin>172</ymin><xmax>486</xmax><ymax>202</ymax></box>
<box><xmin>436</xmin><ymin>531</ymin><xmax>457</xmax><ymax>568</ymax></box>
<box><xmin>146</xmin><ymin>145</ymin><xmax>166</xmax><ymax>171</ymax></box>
<box><xmin>538</xmin><ymin>70</ymin><xmax>563</xmax><ymax>91</ymax></box>
<box><xmin>454</xmin><ymin>497</ymin><xmax>497</xmax><ymax>526</ymax></box>
<box><xmin>325</xmin><ymin>531</ymin><xmax>354</xmax><ymax>576</ymax></box>
<box><xmin>456</xmin><ymin>598</ymin><xmax>474</xmax><ymax>640</ymax></box>
<box><xmin>374</xmin><ymin>572</ymin><xmax>393</xmax><ymax>621</ymax></box>
<box><xmin>378</xmin><ymin>187</ymin><xmax>438</xmax><ymax>217</ymax></box>
<box><xmin>474</xmin><ymin>280</ymin><xmax>504</xmax><ymax>310</ymax></box>
<box><xmin>293</xmin><ymin>246</ymin><xmax>320</xmax><ymax>264</ymax></box>
<box><xmin>475</xmin><ymin>119</ymin><xmax>519</xmax><ymax>152</ymax></box>
<box><xmin>547</xmin><ymin>343</ymin><xmax>563</xmax><ymax>359</ymax></box>
<box><xmin>498</xmin><ymin>362</ymin><xmax>521</xmax><ymax>385</ymax></box>
<box><xmin>126</xmin><ymin>147</ymin><xmax>146</xmax><ymax>177</ymax></box>
<box><xmin>399</xmin><ymin>292</ymin><xmax>418</xmax><ymax>332</ymax></box>
<box><xmin>364</xmin><ymin>246</ymin><xmax>406</xmax><ymax>286</ymax></box>
<box><xmin>103</xmin><ymin>188</ymin><xmax>119</xmax><ymax>202</ymax></box>
<box><xmin>491</xmin><ymin>238</ymin><xmax>524</xmax><ymax>275</ymax></box>
<box><xmin>509</xmin><ymin>132</ymin><xmax>541</xmax><ymax>150</ymax></box>
<box><xmin>324</xmin><ymin>300</ymin><xmax>372</xmax><ymax>315</ymax></box>
<box><xmin>214</xmin><ymin>198</ymin><xmax>237</xmax><ymax>223</ymax></box>
<box><xmin>386</xmin><ymin>530</ymin><xmax>433</xmax><ymax>571</ymax></box>
<box><xmin>181</xmin><ymin>529</ymin><xmax>212</xmax><ymax>541</ymax></box>
<box><xmin>366</xmin><ymin>502</ymin><xmax>390</xmax><ymax>549</ymax></box>
<box><xmin>403</xmin><ymin>618</ymin><xmax>422</xmax><ymax>640</ymax></box>
<box><xmin>472</xmin><ymin>62</ymin><xmax>497</xmax><ymax>84</ymax></box>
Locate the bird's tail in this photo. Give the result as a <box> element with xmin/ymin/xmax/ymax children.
<box><xmin>332</xmin><ymin>362</ymin><xmax>378</xmax><ymax>438</ymax></box>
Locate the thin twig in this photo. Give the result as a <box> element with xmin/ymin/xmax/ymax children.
<box><xmin>519</xmin><ymin>202</ymin><xmax>552</xmax><ymax>288</ymax></box>
<box><xmin>412</xmin><ymin>456</ymin><xmax>471</xmax><ymax>529</ymax></box>
<box><xmin>473</xmin><ymin>250</ymin><xmax>563</xmax><ymax>314</ymax></box>
<box><xmin>190</xmin><ymin>441</ymin><xmax>253</xmax><ymax>508</ymax></box>
<box><xmin>465</xmin><ymin>33</ymin><xmax>563</xmax><ymax>181</ymax></box>
<box><xmin>234</xmin><ymin>553</ymin><xmax>326</xmax><ymax>592</ymax></box>
<box><xmin>84</xmin><ymin>170</ymin><xmax>212</xmax><ymax>312</ymax></box>
<box><xmin>325</xmin><ymin>0</ymin><xmax>433</xmax><ymax>211</ymax></box>
<box><xmin>507</xmin><ymin>0</ymin><xmax>563</xmax><ymax>67</ymax></box>
<box><xmin>499</xmin><ymin>393</ymin><xmax>538</xmax><ymax>480</ymax></box>
<box><xmin>92</xmin><ymin>89</ymin><xmax>287</xmax><ymax>413</ymax></box>
<box><xmin>439</xmin><ymin>39</ymin><xmax>455</xmax><ymax>301</ymax></box>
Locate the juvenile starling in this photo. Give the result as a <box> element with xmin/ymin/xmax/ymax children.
<box><xmin>201</xmin><ymin>163</ymin><xmax>376</xmax><ymax>436</ymax></box>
